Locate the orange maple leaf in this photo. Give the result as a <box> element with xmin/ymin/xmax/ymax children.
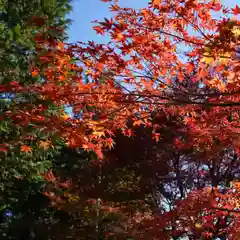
<box><xmin>31</xmin><ymin>69</ymin><xmax>39</xmax><ymax>77</ymax></box>
<box><xmin>93</xmin><ymin>26</ymin><xmax>105</xmax><ymax>35</ymax></box>
<box><xmin>133</xmin><ymin>119</ymin><xmax>143</xmax><ymax>126</ymax></box>
<box><xmin>114</xmin><ymin>32</ymin><xmax>124</xmax><ymax>41</ymax></box>
<box><xmin>20</xmin><ymin>145</ymin><xmax>32</xmax><ymax>153</ymax></box>
<box><xmin>96</xmin><ymin>62</ymin><xmax>104</xmax><ymax>72</ymax></box>
<box><xmin>185</xmin><ymin>62</ymin><xmax>195</xmax><ymax>74</ymax></box>
<box><xmin>39</xmin><ymin>140</ymin><xmax>52</xmax><ymax>150</ymax></box>
<box><xmin>152</xmin><ymin>0</ymin><xmax>160</xmax><ymax>5</ymax></box>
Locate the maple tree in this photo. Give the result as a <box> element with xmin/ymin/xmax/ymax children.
<box><xmin>50</xmin><ymin>117</ymin><xmax>240</xmax><ymax>239</ymax></box>
<box><xmin>2</xmin><ymin>0</ymin><xmax>240</xmax><ymax>239</ymax></box>
<box><xmin>4</xmin><ymin>0</ymin><xmax>238</xmax><ymax>159</ymax></box>
<box><xmin>37</xmin><ymin>118</ymin><xmax>240</xmax><ymax>239</ymax></box>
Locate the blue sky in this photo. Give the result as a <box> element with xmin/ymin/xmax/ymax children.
<box><xmin>68</xmin><ymin>0</ymin><xmax>147</xmax><ymax>43</ymax></box>
<box><xmin>67</xmin><ymin>0</ymin><xmax>240</xmax><ymax>43</ymax></box>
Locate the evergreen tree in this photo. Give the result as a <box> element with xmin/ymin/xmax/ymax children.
<box><xmin>0</xmin><ymin>1</ymin><xmax>72</xmax><ymax>238</ymax></box>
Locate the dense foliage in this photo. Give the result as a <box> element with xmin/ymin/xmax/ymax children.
<box><xmin>1</xmin><ymin>0</ymin><xmax>240</xmax><ymax>239</ymax></box>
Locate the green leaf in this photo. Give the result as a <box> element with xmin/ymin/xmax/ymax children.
<box><xmin>14</xmin><ymin>24</ymin><xmax>21</xmax><ymax>37</ymax></box>
<box><xmin>7</xmin><ymin>29</ymin><xmax>14</xmax><ymax>41</ymax></box>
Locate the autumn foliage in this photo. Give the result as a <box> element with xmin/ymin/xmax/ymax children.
<box><xmin>2</xmin><ymin>0</ymin><xmax>240</xmax><ymax>239</ymax></box>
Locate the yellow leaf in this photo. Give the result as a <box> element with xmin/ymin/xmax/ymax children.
<box><xmin>219</xmin><ymin>58</ymin><xmax>229</xmax><ymax>65</ymax></box>
<box><xmin>92</xmin><ymin>131</ymin><xmax>105</xmax><ymax>137</ymax></box>
<box><xmin>56</xmin><ymin>42</ymin><xmax>64</xmax><ymax>50</ymax></box>
<box><xmin>200</xmin><ymin>52</ymin><xmax>214</xmax><ymax>64</ymax></box>
<box><xmin>232</xmin><ymin>26</ymin><xmax>240</xmax><ymax>37</ymax></box>
<box><xmin>219</xmin><ymin>52</ymin><xmax>231</xmax><ymax>65</ymax></box>
<box><xmin>61</xmin><ymin>113</ymin><xmax>70</xmax><ymax>120</ymax></box>
<box><xmin>201</xmin><ymin>56</ymin><xmax>214</xmax><ymax>64</ymax></box>
<box><xmin>195</xmin><ymin>223</ymin><xmax>202</xmax><ymax>228</ymax></box>
<box><xmin>203</xmin><ymin>46</ymin><xmax>212</xmax><ymax>53</ymax></box>
<box><xmin>86</xmin><ymin>69</ymin><xmax>93</xmax><ymax>75</ymax></box>
<box><xmin>39</xmin><ymin>95</ymin><xmax>46</xmax><ymax>100</ymax></box>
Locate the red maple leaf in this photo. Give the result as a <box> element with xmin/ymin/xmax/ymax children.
<box><xmin>232</xmin><ymin>5</ymin><xmax>240</xmax><ymax>15</ymax></box>
<box><xmin>152</xmin><ymin>132</ymin><xmax>160</xmax><ymax>142</ymax></box>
